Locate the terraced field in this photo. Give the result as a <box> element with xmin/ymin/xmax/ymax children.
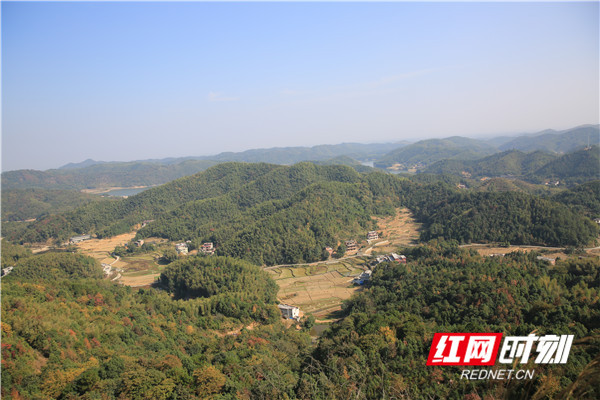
<box><xmin>269</xmin><ymin>258</ymin><xmax>368</xmax><ymax>321</ymax></box>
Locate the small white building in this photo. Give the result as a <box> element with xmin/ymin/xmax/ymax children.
<box><xmin>70</xmin><ymin>235</ymin><xmax>91</xmax><ymax>244</ymax></box>
<box><xmin>278</xmin><ymin>304</ymin><xmax>300</xmax><ymax>320</ymax></box>
<box><xmin>175</xmin><ymin>243</ymin><xmax>188</xmax><ymax>255</ymax></box>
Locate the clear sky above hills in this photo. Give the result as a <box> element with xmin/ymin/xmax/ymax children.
<box><xmin>2</xmin><ymin>1</ymin><xmax>598</xmax><ymax>171</ymax></box>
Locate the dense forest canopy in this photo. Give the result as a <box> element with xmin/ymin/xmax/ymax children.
<box><xmin>1</xmin><ymin>188</ymin><xmax>113</xmax><ymax>222</ymax></box>
<box><xmin>3</xmin><ymin>162</ymin><xmax>598</xmax><ymax>261</ymax></box>
<box><xmin>2</xmin><ymin>241</ymin><xmax>599</xmax><ymax>399</ymax></box>
<box><xmin>299</xmin><ymin>241</ymin><xmax>600</xmax><ymax>399</ymax></box>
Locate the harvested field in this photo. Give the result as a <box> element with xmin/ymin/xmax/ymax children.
<box><xmin>269</xmin><ymin>259</ymin><xmax>367</xmax><ymax>320</ymax></box>
<box><xmin>75</xmin><ymin>231</ymin><xmax>167</xmax><ymax>287</ymax></box>
<box><xmin>75</xmin><ymin>232</ymin><xmax>137</xmax><ymax>260</ymax></box>
<box><xmin>119</xmin><ymin>273</ymin><xmax>160</xmax><ymax>287</ymax></box>
<box><xmin>461</xmin><ymin>244</ymin><xmax>570</xmax><ymax>260</ymax></box>
<box><xmin>371</xmin><ymin>208</ymin><xmax>420</xmax><ymax>253</ymax></box>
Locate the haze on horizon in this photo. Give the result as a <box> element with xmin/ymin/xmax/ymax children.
<box><xmin>2</xmin><ymin>1</ymin><xmax>598</xmax><ymax>172</ymax></box>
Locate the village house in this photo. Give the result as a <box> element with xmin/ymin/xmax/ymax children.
<box><xmin>345</xmin><ymin>240</ymin><xmax>358</xmax><ymax>254</ymax></box>
<box><xmin>70</xmin><ymin>234</ymin><xmax>91</xmax><ymax>244</ymax></box>
<box><xmin>278</xmin><ymin>304</ymin><xmax>300</xmax><ymax>320</ymax></box>
<box><xmin>135</xmin><ymin>240</ymin><xmax>144</xmax><ymax>247</ymax></box>
<box><xmin>201</xmin><ymin>242</ymin><xmax>215</xmax><ymax>254</ymax></box>
<box><xmin>175</xmin><ymin>243</ymin><xmax>188</xmax><ymax>255</ymax></box>
<box><xmin>353</xmin><ymin>270</ymin><xmax>372</xmax><ymax>285</ymax></box>
<box><xmin>366</xmin><ymin>231</ymin><xmax>379</xmax><ymax>241</ymax></box>
<box><xmin>324</xmin><ymin>247</ymin><xmax>334</xmax><ymax>256</ymax></box>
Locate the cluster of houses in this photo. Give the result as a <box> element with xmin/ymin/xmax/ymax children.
<box><xmin>375</xmin><ymin>253</ymin><xmax>407</xmax><ymax>264</ymax></box>
<box><xmin>175</xmin><ymin>241</ymin><xmax>215</xmax><ymax>255</ymax></box>
<box><xmin>353</xmin><ymin>253</ymin><xmax>408</xmax><ymax>285</ymax></box>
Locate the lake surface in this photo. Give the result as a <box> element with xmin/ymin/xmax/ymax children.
<box><xmin>100</xmin><ymin>187</ymin><xmax>151</xmax><ymax>197</ymax></box>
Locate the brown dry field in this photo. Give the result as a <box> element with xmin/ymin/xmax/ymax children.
<box><xmin>273</xmin><ymin>268</ymin><xmax>361</xmax><ymax>320</ymax></box>
<box><xmin>369</xmin><ymin>208</ymin><xmax>421</xmax><ymax>253</ymax></box>
<box><xmin>76</xmin><ymin>232</ymin><xmax>164</xmax><ymax>287</ymax></box>
<box><xmin>270</xmin><ymin>208</ymin><xmax>421</xmax><ymax>320</ymax></box>
<box><xmin>463</xmin><ymin>244</ymin><xmax>600</xmax><ymax>260</ymax></box>
<box><xmin>75</xmin><ymin>232</ymin><xmax>137</xmax><ymax>261</ymax></box>
<box><xmin>119</xmin><ymin>273</ymin><xmax>160</xmax><ymax>287</ymax></box>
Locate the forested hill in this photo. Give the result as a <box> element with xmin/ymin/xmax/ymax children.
<box><xmin>1</xmin><ymin>188</ymin><xmax>114</xmax><ymax>222</ymax></box>
<box><xmin>374</xmin><ymin>136</ymin><xmax>498</xmax><ymax>169</ymax></box>
<box><xmin>498</xmin><ymin>124</ymin><xmax>599</xmax><ymax>153</ymax></box>
<box><xmin>2</xmin><ymin>142</ymin><xmax>400</xmax><ymax>191</ymax></box>
<box><xmin>6</xmin><ymin>162</ymin><xmax>598</xmax><ymax>264</ymax></box>
<box><xmin>424</xmin><ymin>149</ymin><xmax>556</xmax><ymax>177</ymax></box>
<box><xmin>1</xmin><ymin>159</ymin><xmax>220</xmax><ymax>190</ymax></box>
<box><xmin>423</xmin><ymin>146</ymin><xmax>599</xmax><ymax>185</ymax></box>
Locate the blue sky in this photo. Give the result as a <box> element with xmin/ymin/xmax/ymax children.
<box><xmin>2</xmin><ymin>1</ymin><xmax>598</xmax><ymax>171</ymax></box>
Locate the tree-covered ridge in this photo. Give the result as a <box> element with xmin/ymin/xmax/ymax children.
<box><xmin>1</xmin><ymin>159</ymin><xmax>220</xmax><ymax>190</ymax></box>
<box><xmin>5</xmin><ymin>162</ymin><xmax>598</xmax><ymax>255</ymax></box>
<box><xmin>139</xmin><ymin>176</ymin><xmax>403</xmax><ymax>265</ymax></box>
<box><xmin>298</xmin><ymin>242</ymin><xmax>600</xmax><ymax>399</ymax></box>
<box><xmin>424</xmin><ymin>149</ymin><xmax>556</xmax><ymax>177</ymax></box>
<box><xmin>1</xmin><ymin>188</ymin><xmax>113</xmax><ymax>222</ymax></box>
<box><xmin>498</xmin><ymin>124</ymin><xmax>599</xmax><ymax>153</ymax></box>
<box><xmin>5</xmin><ymin>162</ymin><xmax>281</xmax><ymax>242</ymax></box>
<box><xmin>529</xmin><ymin>145</ymin><xmax>600</xmax><ymax>184</ymax></box>
<box><xmin>2</xmin><ymin>252</ymin><xmax>310</xmax><ymax>399</ymax></box>
<box><xmin>552</xmin><ymin>180</ymin><xmax>600</xmax><ymax>219</ymax></box>
<box><xmin>415</xmin><ymin>191</ymin><xmax>598</xmax><ymax>246</ymax></box>
<box><xmin>423</xmin><ymin>145</ymin><xmax>600</xmax><ymax>186</ymax></box>
<box><xmin>1</xmin><ymin>240</ymin><xmax>33</xmax><ymax>267</ymax></box>
<box><xmin>159</xmin><ymin>256</ymin><xmax>278</xmax><ymax>303</ymax></box>
<box><xmin>375</xmin><ymin>136</ymin><xmax>498</xmax><ymax>169</ymax></box>
<box><xmin>4</xmin><ymin>252</ymin><xmax>103</xmax><ymax>281</ymax></box>
<box><xmin>1</xmin><ymin>142</ymin><xmax>401</xmax><ymax>191</ymax></box>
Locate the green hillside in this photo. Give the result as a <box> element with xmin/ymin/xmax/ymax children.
<box><xmin>552</xmin><ymin>180</ymin><xmax>600</xmax><ymax>219</ymax></box>
<box><xmin>375</xmin><ymin>136</ymin><xmax>497</xmax><ymax>169</ymax></box>
<box><xmin>3</xmin><ymin>241</ymin><xmax>599</xmax><ymax>399</ymax></box>
<box><xmin>2</xmin><ymin>142</ymin><xmax>402</xmax><ymax>191</ymax></box>
<box><xmin>530</xmin><ymin>145</ymin><xmax>600</xmax><ymax>184</ymax></box>
<box><xmin>415</xmin><ymin>191</ymin><xmax>598</xmax><ymax>246</ymax></box>
<box><xmin>1</xmin><ymin>159</ymin><xmax>219</xmax><ymax>190</ymax></box>
<box><xmin>1</xmin><ymin>188</ymin><xmax>113</xmax><ymax>222</ymax></box>
<box><xmin>424</xmin><ymin>150</ymin><xmax>556</xmax><ymax>177</ymax></box>
<box><xmin>499</xmin><ymin>125</ymin><xmax>599</xmax><ymax>153</ymax></box>
<box><xmin>6</xmin><ymin>162</ymin><xmax>597</xmax><ymax>261</ymax></box>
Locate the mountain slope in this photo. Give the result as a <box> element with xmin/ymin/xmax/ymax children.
<box><xmin>499</xmin><ymin>125</ymin><xmax>599</xmax><ymax>153</ymax></box>
<box><xmin>424</xmin><ymin>150</ymin><xmax>556</xmax><ymax>177</ymax></box>
<box><xmin>375</xmin><ymin>136</ymin><xmax>497</xmax><ymax>169</ymax></box>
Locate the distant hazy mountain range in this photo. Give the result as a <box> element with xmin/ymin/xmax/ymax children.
<box><xmin>2</xmin><ymin>125</ymin><xmax>597</xmax><ymax>191</ymax></box>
